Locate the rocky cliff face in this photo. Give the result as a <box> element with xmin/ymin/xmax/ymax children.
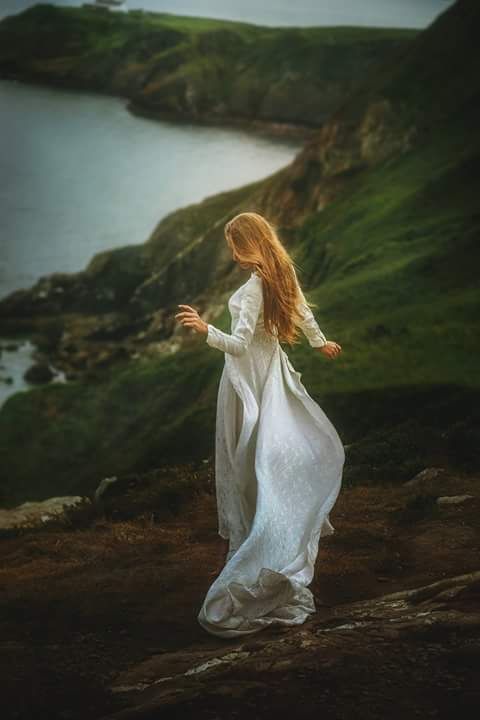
<box><xmin>254</xmin><ymin>0</ymin><xmax>479</xmax><ymax>228</ymax></box>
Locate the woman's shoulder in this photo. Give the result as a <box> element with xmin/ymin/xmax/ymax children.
<box><xmin>236</xmin><ymin>271</ymin><xmax>263</xmax><ymax>303</ymax></box>
<box><xmin>247</xmin><ymin>270</ymin><xmax>263</xmax><ymax>292</ymax></box>
<box><xmin>230</xmin><ymin>271</ymin><xmax>261</xmax><ymax>301</ymax></box>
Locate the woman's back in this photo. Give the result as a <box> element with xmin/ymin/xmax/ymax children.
<box><xmin>179</xmin><ymin>211</ymin><xmax>344</xmax><ymax>638</ymax></box>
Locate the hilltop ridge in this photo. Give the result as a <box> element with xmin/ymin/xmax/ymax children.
<box><xmin>0</xmin><ymin>2</ymin><xmax>416</xmax><ymax>137</ymax></box>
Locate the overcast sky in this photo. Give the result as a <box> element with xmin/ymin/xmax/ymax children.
<box><xmin>0</xmin><ymin>0</ymin><xmax>456</xmax><ymax>28</ymax></box>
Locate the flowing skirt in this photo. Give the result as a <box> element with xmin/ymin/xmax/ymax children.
<box><xmin>197</xmin><ymin>336</ymin><xmax>345</xmax><ymax>638</ymax></box>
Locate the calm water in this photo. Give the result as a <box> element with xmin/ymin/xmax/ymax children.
<box><xmin>0</xmin><ymin>79</ymin><xmax>301</xmax><ymax>301</ymax></box>
<box><xmin>0</xmin><ymin>0</ymin><xmax>455</xmax><ymax>28</ymax></box>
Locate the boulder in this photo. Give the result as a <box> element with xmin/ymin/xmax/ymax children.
<box><xmin>0</xmin><ymin>496</ymin><xmax>94</xmax><ymax>536</ymax></box>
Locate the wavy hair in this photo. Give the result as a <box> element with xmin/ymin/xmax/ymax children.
<box><xmin>224</xmin><ymin>212</ymin><xmax>314</xmax><ymax>346</ymax></box>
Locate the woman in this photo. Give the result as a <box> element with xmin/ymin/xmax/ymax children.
<box><xmin>175</xmin><ymin>212</ymin><xmax>344</xmax><ymax>638</ymax></box>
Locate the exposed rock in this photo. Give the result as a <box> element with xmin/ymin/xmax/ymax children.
<box><xmin>94</xmin><ymin>476</ymin><xmax>120</xmax><ymax>504</ymax></box>
<box><xmin>437</xmin><ymin>494</ymin><xmax>475</xmax><ymax>505</ymax></box>
<box><xmin>359</xmin><ymin>99</ymin><xmax>418</xmax><ymax>164</ymax></box>
<box><xmin>0</xmin><ymin>496</ymin><xmax>93</xmax><ymax>535</ymax></box>
<box><xmin>69</xmin><ymin>350</ymin><xmax>90</xmax><ymax>370</ymax></box>
<box><xmin>102</xmin><ymin>569</ymin><xmax>480</xmax><ymax>719</ymax></box>
<box><xmin>143</xmin><ymin>309</ymin><xmax>169</xmax><ymax>340</ymax></box>
<box><xmin>86</xmin><ymin>316</ymin><xmax>148</xmax><ymax>342</ymax></box>
<box><xmin>90</xmin><ymin>346</ymin><xmax>130</xmax><ymax>369</ymax></box>
<box><xmin>23</xmin><ymin>361</ymin><xmax>54</xmax><ymax>384</ymax></box>
<box><xmin>404</xmin><ymin>467</ymin><xmax>449</xmax><ymax>488</ymax></box>
<box><xmin>0</xmin><ymin>467</ymin><xmax>478</xmax><ymax>719</ymax></box>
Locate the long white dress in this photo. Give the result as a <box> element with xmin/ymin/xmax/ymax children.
<box><xmin>197</xmin><ymin>269</ymin><xmax>345</xmax><ymax>638</ymax></box>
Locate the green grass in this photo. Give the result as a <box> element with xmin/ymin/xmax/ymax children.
<box><xmin>286</xmin><ymin>113</ymin><xmax>480</xmax><ymax>397</ymax></box>
<box><xmin>1</xmin><ymin>89</ymin><xmax>478</xmax><ymax>503</ymax></box>
<box><xmin>1</xmin><ymin>2</ymin><xmax>478</xmax><ymax>501</ymax></box>
<box><xmin>0</xmin><ymin>342</ymin><xmax>223</xmax><ymax>506</ymax></box>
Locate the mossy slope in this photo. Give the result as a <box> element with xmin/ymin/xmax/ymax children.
<box><xmin>0</xmin><ymin>0</ymin><xmax>479</xmax><ymax>504</ymax></box>
<box><xmin>0</xmin><ymin>3</ymin><xmax>416</xmax><ymax>130</ymax></box>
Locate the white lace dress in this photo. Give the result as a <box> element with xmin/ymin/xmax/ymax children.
<box><xmin>197</xmin><ymin>269</ymin><xmax>345</xmax><ymax>638</ymax></box>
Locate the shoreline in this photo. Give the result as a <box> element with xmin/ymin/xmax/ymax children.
<box><xmin>127</xmin><ymin>99</ymin><xmax>318</xmax><ymax>143</ymax></box>
<box><xmin>0</xmin><ymin>71</ymin><xmax>308</xmax><ymax>321</ymax></box>
<box><xmin>0</xmin><ymin>72</ymin><xmax>317</xmax><ymax>144</ymax></box>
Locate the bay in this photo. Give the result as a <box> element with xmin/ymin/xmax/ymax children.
<box><xmin>0</xmin><ymin>77</ymin><xmax>301</xmax><ymax>407</ymax></box>
<box><xmin>0</xmin><ymin>78</ymin><xmax>301</xmax><ymax>301</ymax></box>
<box><xmin>0</xmin><ymin>0</ymin><xmax>455</xmax><ymax>408</ymax></box>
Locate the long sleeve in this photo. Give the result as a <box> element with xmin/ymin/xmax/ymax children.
<box><xmin>294</xmin><ymin>275</ymin><xmax>328</xmax><ymax>348</ymax></box>
<box><xmin>298</xmin><ymin>299</ymin><xmax>328</xmax><ymax>347</ymax></box>
<box><xmin>206</xmin><ymin>274</ymin><xmax>263</xmax><ymax>357</ymax></box>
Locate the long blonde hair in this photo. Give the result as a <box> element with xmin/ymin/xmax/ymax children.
<box><xmin>224</xmin><ymin>212</ymin><xmax>314</xmax><ymax>346</ymax></box>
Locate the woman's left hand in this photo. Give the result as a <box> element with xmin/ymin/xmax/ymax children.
<box><xmin>175</xmin><ymin>304</ymin><xmax>208</xmax><ymax>335</ymax></box>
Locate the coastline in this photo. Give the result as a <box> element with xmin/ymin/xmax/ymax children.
<box><xmin>126</xmin><ymin>99</ymin><xmax>318</xmax><ymax>142</ymax></box>
<box><xmin>0</xmin><ymin>72</ymin><xmax>317</xmax><ymax>143</ymax></box>
<box><xmin>0</xmin><ymin>6</ymin><xmax>415</xmax><ymax>147</ymax></box>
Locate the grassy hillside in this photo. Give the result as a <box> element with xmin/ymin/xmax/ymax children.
<box><xmin>0</xmin><ymin>3</ymin><xmax>416</xmax><ymax>132</ymax></box>
<box><xmin>0</xmin><ymin>0</ymin><xmax>478</xmax><ymax>505</ymax></box>
<box><xmin>2</xmin><ymin>96</ymin><xmax>477</xmax><ymax>506</ymax></box>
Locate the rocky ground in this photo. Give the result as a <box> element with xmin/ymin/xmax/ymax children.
<box><xmin>0</xmin><ymin>464</ymin><xmax>478</xmax><ymax>719</ymax></box>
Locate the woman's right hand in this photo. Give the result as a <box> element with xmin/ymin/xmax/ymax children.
<box><xmin>175</xmin><ymin>304</ymin><xmax>209</xmax><ymax>335</ymax></box>
<box><xmin>318</xmin><ymin>341</ymin><xmax>342</xmax><ymax>359</ymax></box>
